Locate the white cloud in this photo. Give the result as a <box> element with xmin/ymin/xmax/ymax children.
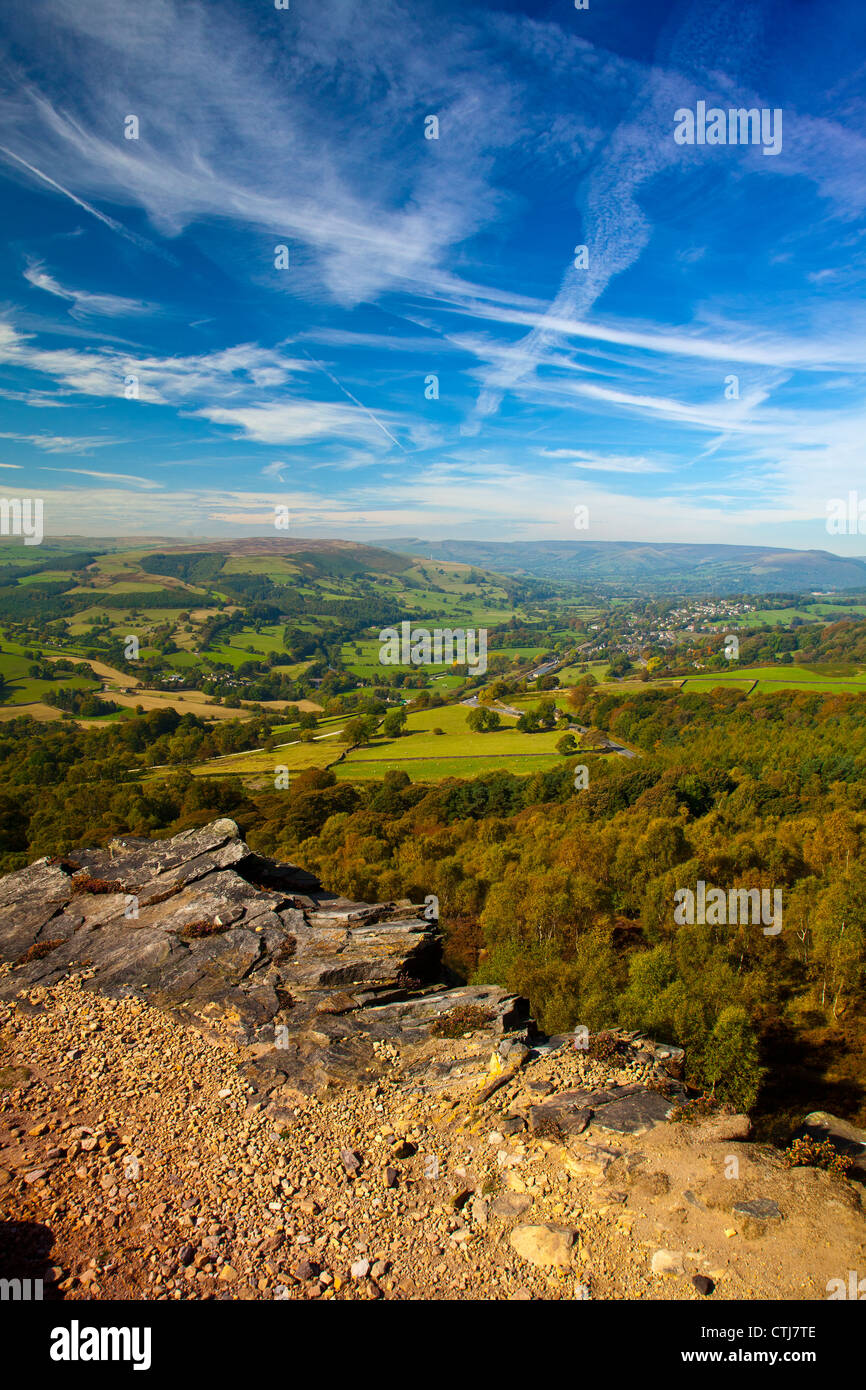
<box><xmin>540</xmin><ymin>450</ymin><xmax>670</xmax><ymax>474</ymax></box>
<box><xmin>38</xmin><ymin>466</ymin><xmax>162</xmax><ymax>488</ymax></box>
<box><xmin>24</xmin><ymin>259</ymin><xmax>155</xmax><ymax>319</ymax></box>
<box><xmin>0</xmin><ymin>430</ymin><xmax>121</xmax><ymax>454</ymax></box>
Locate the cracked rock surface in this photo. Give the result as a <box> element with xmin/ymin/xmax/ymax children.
<box><xmin>0</xmin><ymin>818</ymin><xmax>527</xmax><ymax>1100</ymax></box>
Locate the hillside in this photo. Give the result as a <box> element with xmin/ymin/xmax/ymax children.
<box><xmin>388</xmin><ymin>540</ymin><xmax>866</xmax><ymax>595</ymax></box>
<box><xmin>1</xmin><ymin>819</ymin><xmax>863</xmax><ymax>1303</ymax></box>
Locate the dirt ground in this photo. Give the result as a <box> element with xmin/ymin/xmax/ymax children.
<box><xmin>1</xmin><ymin>977</ymin><xmax>863</xmax><ymax>1303</ymax></box>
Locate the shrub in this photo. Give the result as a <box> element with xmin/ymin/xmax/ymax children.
<box><xmin>430</xmin><ymin>1004</ymin><xmax>494</xmax><ymax>1037</ymax></box>
<box><xmin>14</xmin><ymin>938</ymin><xmax>64</xmax><ymax>966</ymax></box>
<box><xmin>692</xmin><ymin>1005</ymin><xmax>765</xmax><ymax>1112</ymax></box>
<box><xmin>670</xmin><ymin>1094</ymin><xmax>720</xmax><ymax>1124</ymax></box>
<box><xmin>71</xmin><ymin>876</ymin><xmax>124</xmax><ymax>895</ymax></box>
<box><xmin>782</xmin><ymin>1136</ymin><xmax>854</xmax><ymax>1178</ymax></box>
<box><xmin>180</xmin><ymin>919</ymin><xmax>230</xmax><ymax>940</ymax></box>
<box><xmin>587</xmin><ymin>1030</ymin><xmax>618</xmax><ymax>1061</ymax></box>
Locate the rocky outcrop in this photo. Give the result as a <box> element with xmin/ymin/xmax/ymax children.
<box><xmin>0</xmin><ymin>818</ymin><xmax>528</xmax><ymax>1100</ymax></box>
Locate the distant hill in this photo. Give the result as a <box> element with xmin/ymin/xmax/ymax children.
<box><xmin>134</xmin><ymin>537</ymin><xmax>413</xmax><ymax>579</ymax></box>
<box><xmin>384</xmin><ymin>539</ymin><xmax>866</xmax><ymax>595</ymax></box>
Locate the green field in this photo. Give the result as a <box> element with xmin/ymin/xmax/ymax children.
<box><xmin>340</xmin><ymin>703</ymin><xmax>577</xmax><ymax>778</ymax></box>
<box><xmin>16</xmin><ymin>570</ymin><xmax>76</xmax><ymax>586</ymax></box>
<box><xmin>186</xmin><ymin>700</ymin><xmax>590</xmax><ymax>784</ymax></box>
<box><xmin>333</xmin><ymin>753</ymin><xmax>571</xmax><ymax>782</ymax></box>
<box><xmin>0</xmin><ymin>644</ymin><xmax>99</xmax><ymax>705</ymax></box>
<box><xmin>681</xmin><ymin>664</ymin><xmax>866</xmax><ymax>695</ymax></box>
<box><xmin>221</xmin><ymin>557</ymin><xmax>302</xmax><ymax>579</ymax></box>
<box><xmin>342</xmin><ymin>636</ymin><xmax>469</xmax><ymax>680</ymax></box>
<box><xmin>191</xmin><ymin>736</ymin><xmax>342</xmax><ymax>778</ymax></box>
<box><xmin>680</xmin><ymin>676</ymin><xmax>757</xmax><ymax>693</ymax></box>
<box><xmin>207</xmin><ymin>625</ymin><xmax>290</xmax><ymax>666</ymax></box>
<box><xmin>730</xmin><ymin>603</ymin><xmax>866</xmax><ymax>627</ymax></box>
<box><xmin>189</xmin><ymin>716</ymin><xmax>346</xmax><ymax>777</ymax></box>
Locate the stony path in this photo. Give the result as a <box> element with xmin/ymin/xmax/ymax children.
<box><xmin>2</xmin><ymin>975</ymin><xmax>863</xmax><ymax>1302</ymax></box>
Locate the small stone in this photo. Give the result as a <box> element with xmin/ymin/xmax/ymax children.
<box><xmin>340</xmin><ymin>1149</ymin><xmax>361</xmax><ymax>1174</ymax></box>
<box><xmin>389</xmin><ymin>1140</ymin><xmax>416</xmax><ymax>1160</ymax></box>
<box><xmin>692</xmin><ymin>1275</ymin><xmax>715</xmax><ymax>1296</ymax></box>
<box><xmin>350</xmin><ymin>1259</ymin><xmax>371</xmax><ymax>1280</ymax></box>
<box><xmin>733</xmin><ymin>1199</ymin><xmax>782</xmax><ymax>1221</ymax></box>
<box><xmin>383</xmin><ymin>1166</ymin><xmax>399</xmax><ymax>1188</ymax></box>
<box><xmin>492</xmin><ymin>1192</ymin><xmax>532</xmax><ymax>1219</ymax></box>
<box><xmin>293</xmin><ymin>1260</ymin><xmax>319</xmax><ymax>1281</ymax></box>
<box><xmin>471</xmin><ymin>1197</ymin><xmax>489</xmax><ymax>1228</ymax></box>
<box><xmin>501</xmin><ymin>1116</ymin><xmax>527</xmax><ymax>1135</ymax></box>
<box><xmin>510</xmin><ymin>1223</ymin><xmax>575</xmax><ymax>1268</ymax></box>
<box><xmin>218</xmin><ymin>1265</ymin><xmax>237</xmax><ymax>1283</ymax></box>
<box><xmin>651</xmin><ymin>1250</ymin><xmax>684</xmax><ymax>1276</ymax></box>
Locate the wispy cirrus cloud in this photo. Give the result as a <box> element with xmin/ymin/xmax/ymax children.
<box><xmin>38</xmin><ymin>465</ymin><xmax>161</xmax><ymax>488</ymax></box>
<box><xmin>540</xmin><ymin>450</ymin><xmax>671</xmax><ymax>474</ymax></box>
<box><xmin>1</xmin><ymin>0</ymin><xmax>865</xmax><ymax>552</ymax></box>
<box><xmin>24</xmin><ymin>259</ymin><xmax>156</xmax><ymax>319</ymax></box>
<box><xmin>0</xmin><ymin>429</ymin><xmax>121</xmax><ymax>454</ymax></box>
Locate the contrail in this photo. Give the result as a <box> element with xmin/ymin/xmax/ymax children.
<box><xmin>300</xmin><ymin>347</ymin><xmax>406</xmax><ymax>452</ymax></box>
<box><xmin>0</xmin><ymin>144</ymin><xmax>169</xmax><ymax>259</ymax></box>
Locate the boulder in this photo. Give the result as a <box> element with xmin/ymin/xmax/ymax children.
<box><xmin>0</xmin><ymin>819</ymin><xmax>530</xmax><ymax>1098</ymax></box>
<box><xmin>800</xmin><ymin>1112</ymin><xmax>866</xmax><ymax>1177</ymax></box>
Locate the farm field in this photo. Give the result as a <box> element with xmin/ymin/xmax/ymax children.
<box><xmin>43</xmin><ymin>654</ymin><xmax>140</xmax><ymax>687</ymax></box>
<box><xmin>105</xmin><ymin>690</ymin><xmax>253</xmax><ymax>720</ymax></box>
<box><xmin>725</xmin><ymin>603</ymin><xmax>866</xmax><ymax>627</ymax></box>
<box><xmin>66</xmin><ymin>608</ymin><xmax>198</xmax><ymax>637</ymax></box>
<box><xmin>208</xmin><ymin>629</ymin><xmax>289</xmax><ymax>665</ymax></box>
<box><xmin>676</xmin><ymin>664</ymin><xmax>866</xmax><ymax>696</ymax></box>
<box><xmin>190</xmin><ymin>732</ymin><xmax>344</xmax><ymax>778</ymax></box>
<box><xmin>0</xmin><ymin>644</ymin><xmax>100</xmax><ymax>706</ymax></box>
<box><xmin>3</xmin><ymin>674</ymin><xmax>96</xmax><ymax>705</ymax></box>
<box><xmin>333</xmin><ymin>752</ymin><xmax>572</xmax><ymax>781</ymax></box>
<box><xmin>16</xmin><ymin>570</ymin><xmax>76</xmax><ymax>586</ymax></box>
<box><xmin>680</xmin><ymin>676</ymin><xmax>757</xmax><ymax>693</ymax></box>
<box><xmin>0</xmin><ymin>701</ymin><xmax>62</xmax><ymax>722</ymax></box>
<box><xmin>342</xmin><ymin>637</ymin><xmax>462</xmax><ymax>680</ymax></box>
<box><xmin>341</xmin><ymin>703</ymin><xmax>573</xmax><ymax>775</ymax></box>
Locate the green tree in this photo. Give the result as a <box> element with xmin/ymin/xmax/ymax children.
<box><xmin>382</xmin><ymin>708</ymin><xmax>407</xmax><ymax>738</ymax></box>
<box><xmin>693</xmin><ymin>1005</ymin><xmax>765</xmax><ymax>1111</ymax></box>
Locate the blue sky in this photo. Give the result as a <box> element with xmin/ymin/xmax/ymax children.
<box><xmin>1</xmin><ymin>0</ymin><xmax>865</xmax><ymax>550</ymax></box>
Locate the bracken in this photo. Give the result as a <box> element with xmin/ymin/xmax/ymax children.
<box><xmin>430</xmin><ymin>1004</ymin><xmax>494</xmax><ymax>1038</ymax></box>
